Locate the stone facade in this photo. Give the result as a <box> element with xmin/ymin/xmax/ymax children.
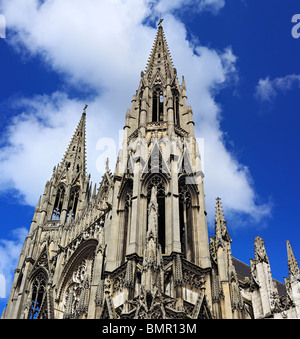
<box><xmin>2</xmin><ymin>22</ymin><xmax>300</xmax><ymax>320</ymax></box>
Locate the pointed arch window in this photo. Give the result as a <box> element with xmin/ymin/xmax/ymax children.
<box><xmin>147</xmin><ymin>175</ymin><xmax>166</xmax><ymax>253</ymax></box>
<box><xmin>153</xmin><ymin>88</ymin><xmax>164</xmax><ymax>122</ymax></box>
<box><xmin>28</xmin><ymin>272</ymin><xmax>48</xmax><ymax>319</ymax></box>
<box><xmin>139</xmin><ymin>90</ymin><xmax>144</xmax><ymax>125</ymax></box>
<box><xmin>66</xmin><ymin>187</ymin><xmax>80</xmax><ymax>222</ymax></box>
<box><xmin>51</xmin><ymin>186</ymin><xmax>65</xmax><ymax>220</ymax></box>
<box><xmin>55</xmin><ymin>241</ymin><xmax>97</xmax><ymax>319</ymax></box>
<box><xmin>173</xmin><ymin>89</ymin><xmax>180</xmax><ymax>125</ymax></box>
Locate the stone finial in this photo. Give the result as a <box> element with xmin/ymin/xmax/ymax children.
<box><xmin>83</xmin><ymin>104</ymin><xmax>88</xmax><ymax>115</ymax></box>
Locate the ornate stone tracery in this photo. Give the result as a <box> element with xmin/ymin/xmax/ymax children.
<box><xmin>27</xmin><ymin>272</ymin><xmax>48</xmax><ymax>319</ymax></box>
<box><xmin>63</xmin><ymin>258</ymin><xmax>90</xmax><ymax>319</ymax></box>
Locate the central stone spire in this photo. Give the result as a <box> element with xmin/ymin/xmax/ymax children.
<box><xmin>144</xmin><ymin>21</ymin><xmax>175</xmax><ymax>84</ymax></box>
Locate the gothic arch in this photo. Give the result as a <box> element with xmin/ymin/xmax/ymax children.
<box><xmin>26</xmin><ymin>268</ymin><xmax>49</xmax><ymax>319</ymax></box>
<box><xmin>29</xmin><ymin>266</ymin><xmax>49</xmax><ymax>286</ymax></box>
<box><xmin>30</xmin><ymin>245</ymin><xmax>50</xmax><ymax>279</ymax></box>
<box><xmin>152</xmin><ymin>86</ymin><xmax>164</xmax><ymax>122</ymax></box>
<box><xmin>118</xmin><ymin>178</ymin><xmax>133</xmax><ymax>210</ymax></box>
<box><xmin>51</xmin><ymin>184</ymin><xmax>66</xmax><ymax>220</ymax></box>
<box><xmin>178</xmin><ymin>174</ymin><xmax>199</xmax><ymax>206</ymax></box>
<box><xmin>66</xmin><ymin>186</ymin><xmax>80</xmax><ymax>222</ymax></box>
<box><xmin>57</xmin><ymin>239</ymin><xmax>97</xmax><ymax>302</ymax></box>
<box><xmin>142</xmin><ymin>172</ymin><xmax>170</xmax><ymax>197</ymax></box>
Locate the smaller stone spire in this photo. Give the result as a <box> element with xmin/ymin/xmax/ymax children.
<box><xmin>214</xmin><ymin>197</ymin><xmax>230</xmax><ymax>244</ymax></box>
<box><xmin>58</xmin><ymin>105</ymin><xmax>87</xmax><ymax>180</ymax></box>
<box><xmin>215</xmin><ymin>197</ymin><xmax>225</xmax><ymax>222</ymax></box>
<box><xmin>254</xmin><ymin>236</ymin><xmax>269</xmax><ymax>264</ymax></box>
<box><xmin>287</xmin><ymin>240</ymin><xmax>300</xmax><ymax>277</ymax></box>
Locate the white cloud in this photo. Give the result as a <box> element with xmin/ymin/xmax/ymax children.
<box><xmin>255</xmin><ymin>74</ymin><xmax>300</xmax><ymax>102</ymax></box>
<box><xmin>0</xmin><ymin>228</ymin><xmax>28</xmax><ymax>298</ymax></box>
<box><xmin>0</xmin><ymin>0</ymin><xmax>270</xmax><ymax>226</ymax></box>
<box><xmin>153</xmin><ymin>0</ymin><xmax>225</xmax><ymax>14</ymax></box>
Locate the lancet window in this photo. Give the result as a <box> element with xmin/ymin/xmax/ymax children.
<box><xmin>139</xmin><ymin>89</ymin><xmax>143</xmax><ymax>115</ymax></box>
<box><xmin>152</xmin><ymin>88</ymin><xmax>164</xmax><ymax>122</ymax></box>
<box><xmin>173</xmin><ymin>89</ymin><xmax>180</xmax><ymax>125</ymax></box>
<box><xmin>28</xmin><ymin>272</ymin><xmax>48</xmax><ymax>319</ymax></box>
<box><xmin>66</xmin><ymin>187</ymin><xmax>80</xmax><ymax>222</ymax></box>
<box><xmin>51</xmin><ymin>186</ymin><xmax>65</xmax><ymax>220</ymax></box>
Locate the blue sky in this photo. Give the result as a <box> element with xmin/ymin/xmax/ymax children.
<box><xmin>0</xmin><ymin>0</ymin><xmax>300</xmax><ymax>315</ymax></box>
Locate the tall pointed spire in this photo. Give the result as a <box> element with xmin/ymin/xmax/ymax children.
<box><xmin>58</xmin><ymin>105</ymin><xmax>87</xmax><ymax>179</ymax></box>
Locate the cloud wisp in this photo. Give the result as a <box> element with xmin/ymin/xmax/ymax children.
<box><xmin>255</xmin><ymin>74</ymin><xmax>300</xmax><ymax>102</ymax></box>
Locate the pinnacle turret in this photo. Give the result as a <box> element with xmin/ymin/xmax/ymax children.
<box><xmin>215</xmin><ymin>197</ymin><xmax>225</xmax><ymax>222</ymax></box>
<box><xmin>287</xmin><ymin>240</ymin><xmax>300</xmax><ymax>277</ymax></box>
<box><xmin>214</xmin><ymin>197</ymin><xmax>230</xmax><ymax>243</ymax></box>
<box><xmin>253</xmin><ymin>236</ymin><xmax>269</xmax><ymax>264</ymax></box>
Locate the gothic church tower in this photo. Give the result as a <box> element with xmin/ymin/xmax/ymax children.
<box><xmin>2</xmin><ymin>22</ymin><xmax>300</xmax><ymax>320</ymax></box>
